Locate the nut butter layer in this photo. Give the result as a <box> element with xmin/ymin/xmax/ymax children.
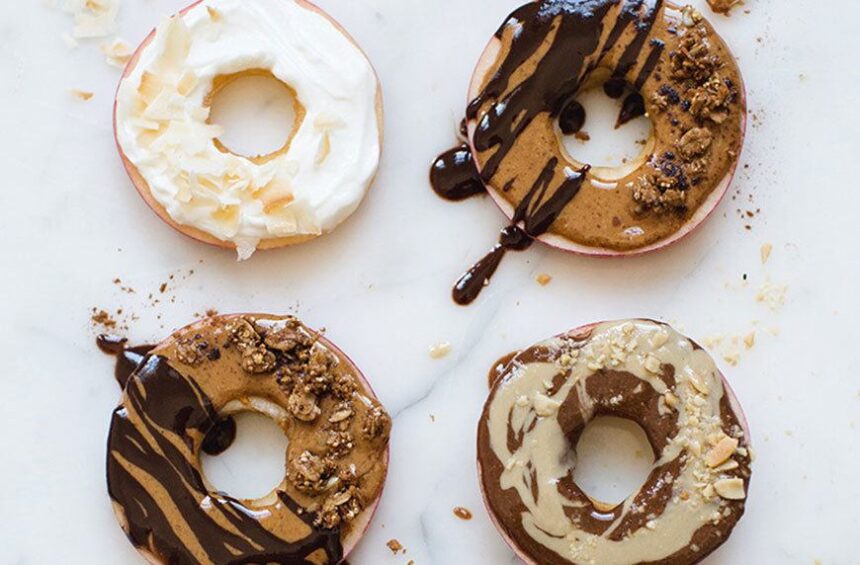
<box><xmin>478</xmin><ymin>320</ymin><xmax>752</xmax><ymax>565</ymax></box>
<box><xmin>106</xmin><ymin>314</ymin><xmax>390</xmax><ymax>565</ymax></box>
<box><xmin>467</xmin><ymin>1</ymin><xmax>745</xmax><ymax>252</ymax></box>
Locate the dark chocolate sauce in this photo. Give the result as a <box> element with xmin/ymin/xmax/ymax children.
<box><xmin>438</xmin><ymin>0</ymin><xmax>664</xmax><ymax>305</ymax></box>
<box><xmin>558</xmin><ymin>100</ymin><xmax>586</xmax><ymax>135</ymax></box>
<box><xmin>603</xmin><ymin>77</ymin><xmax>626</xmax><ymax>99</ymax></box>
<box><xmin>97</xmin><ymin>334</ymin><xmax>155</xmax><ymax>389</ymax></box>
<box><xmin>108</xmin><ymin>355</ymin><xmax>344</xmax><ymax>563</ymax></box>
<box><xmin>430</xmin><ymin>144</ymin><xmax>485</xmax><ymax>201</ymax></box>
<box><xmin>617</xmin><ymin>92</ymin><xmax>646</xmax><ymax>127</ymax></box>
<box><xmin>453</xmin><ymin>163</ymin><xmax>590</xmax><ymax>305</ymax></box>
<box><xmin>201</xmin><ymin>416</ymin><xmax>238</xmax><ymax>456</ymax></box>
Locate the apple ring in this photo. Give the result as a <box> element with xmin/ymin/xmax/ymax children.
<box><xmin>464</xmin><ymin>0</ymin><xmax>745</xmax><ymax>256</ymax></box>
<box><xmin>114</xmin><ymin>0</ymin><xmax>383</xmax><ymax>259</ymax></box>
<box><xmin>478</xmin><ymin>319</ymin><xmax>752</xmax><ymax>564</ymax></box>
<box><xmin>106</xmin><ymin>314</ymin><xmax>391</xmax><ymax>564</ymax></box>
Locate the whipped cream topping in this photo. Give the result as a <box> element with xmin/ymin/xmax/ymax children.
<box><xmin>115</xmin><ymin>0</ymin><xmax>381</xmax><ymax>258</ymax></box>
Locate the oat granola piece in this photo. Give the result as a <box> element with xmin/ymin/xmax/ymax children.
<box><xmin>287</xmin><ymin>391</ymin><xmax>321</xmax><ymax>422</ymax></box>
<box><xmin>677</xmin><ymin>127</ymin><xmax>713</xmax><ymax>161</ymax></box>
<box><xmin>670</xmin><ymin>27</ymin><xmax>720</xmax><ymax>83</ymax></box>
<box><xmin>174</xmin><ymin>334</ymin><xmax>210</xmax><ymax>366</ymax></box>
<box><xmin>263</xmin><ymin>319</ymin><xmax>311</xmax><ymax>352</ymax></box>
<box><xmin>240</xmin><ymin>344</ymin><xmax>277</xmax><ymax>374</ymax></box>
<box><xmin>325</xmin><ymin>430</ymin><xmax>355</xmax><ymax>459</ymax></box>
<box><xmin>330</xmin><ymin>373</ymin><xmax>357</xmax><ymax>400</ymax></box>
<box><xmin>688</xmin><ymin>75</ymin><xmax>733</xmax><ymax>124</ymax></box>
<box><xmin>288</xmin><ymin>451</ymin><xmax>334</xmax><ymax>495</ymax></box>
<box><xmin>314</xmin><ymin>484</ymin><xmax>363</xmax><ymax>529</ymax></box>
<box><xmin>226</xmin><ymin>318</ymin><xmax>261</xmax><ymax>351</ymax></box>
<box><xmin>361</xmin><ymin>406</ymin><xmax>391</xmax><ymax>440</ymax></box>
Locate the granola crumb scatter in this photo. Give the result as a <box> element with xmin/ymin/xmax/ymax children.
<box><xmin>91</xmin><ymin>308</ymin><xmax>117</xmax><ymax>329</ymax></box>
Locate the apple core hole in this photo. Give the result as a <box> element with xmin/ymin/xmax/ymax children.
<box><xmin>201</xmin><ymin>412</ymin><xmax>289</xmax><ymax>500</ymax></box>
<box><xmin>558</xmin><ymin>84</ymin><xmax>652</xmax><ymax>175</ymax></box>
<box><xmin>208</xmin><ymin>71</ymin><xmax>300</xmax><ymax>160</ymax></box>
<box><xmin>572</xmin><ymin>416</ymin><xmax>655</xmax><ymax>506</ymax></box>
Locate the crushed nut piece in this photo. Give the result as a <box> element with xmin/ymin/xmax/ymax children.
<box><xmin>429</xmin><ymin>342</ymin><xmax>452</xmax><ymax>359</ymax></box>
<box><xmin>678</xmin><ymin>127</ymin><xmax>713</xmax><ymax>160</ymax></box>
<box><xmin>386</xmin><ymin>539</ymin><xmax>405</xmax><ymax>554</ymax></box>
<box><xmin>706</xmin><ymin>435</ymin><xmax>739</xmax><ymax>467</ymax></box>
<box><xmin>536</xmin><ymin>273</ymin><xmax>553</xmax><ymax>286</ymax></box>
<box><xmin>713</xmin><ymin>477</ymin><xmax>746</xmax><ymax>500</ymax></box>
<box><xmin>288</xmin><ymin>391</ymin><xmax>321</xmax><ymax>422</ymax></box>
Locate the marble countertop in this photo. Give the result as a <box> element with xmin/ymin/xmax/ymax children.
<box><xmin>1</xmin><ymin>0</ymin><xmax>858</xmax><ymax>563</ymax></box>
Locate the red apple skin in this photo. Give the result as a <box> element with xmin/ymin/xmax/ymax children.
<box><xmin>113</xmin><ymin>0</ymin><xmax>384</xmax><ymax>253</ymax></box>
<box><xmin>476</xmin><ymin>320</ymin><xmax>751</xmax><ymax>565</ymax></box>
<box><xmin>465</xmin><ymin>35</ymin><xmax>747</xmax><ymax>259</ymax></box>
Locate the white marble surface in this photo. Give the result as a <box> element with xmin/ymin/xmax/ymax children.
<box><xmin>1</xmin><ymin>0</ymin><xmax>859</xmax><ymax>564</ymax></box>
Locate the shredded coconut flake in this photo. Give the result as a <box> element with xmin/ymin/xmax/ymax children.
<box><xmin>62</xmin><ymin>0</ymin><xmax>120</xmax><ymax>39</ymax></box>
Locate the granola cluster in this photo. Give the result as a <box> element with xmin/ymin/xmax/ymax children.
<box><xmin>636</xmin><ymin>13</ymin><xmax>738</xmax><ymax>215</ymax></box>
<box><xmin>220</xmin><ymin>316</ymin><xmax>391</xmax><ymax>531</ymax></box>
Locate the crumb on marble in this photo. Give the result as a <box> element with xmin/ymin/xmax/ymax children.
<box><xmin>386</xmin><ymin>539</ymin><xmax>405</xmax><ymax>554</ymax></box>
<box><xmin>429</xmin><ymin>342</ymin><xmax>451</xmax><ymax>359</ymax></box>
<box><xmin>71</xmin><ymin>89</ymin><xmax>94</xmax><ymax>101</ymax></box>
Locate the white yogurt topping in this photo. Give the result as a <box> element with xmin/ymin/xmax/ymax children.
<box><xmin>115</xmin><ymin>0</ymin><xmax>381</xmax><ymax>258</ymax></box>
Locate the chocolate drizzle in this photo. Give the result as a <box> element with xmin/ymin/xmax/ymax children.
<box><xmin>453</xmin><ymin>163</ymin><xmax>589</xmax><ymax>305</ymax></box>
<box><xmin>97</xmin><ymin>334</ymin><xmax>155</xmax><ymax>389</ymax></box>
<box><xmin>201</xmin><ymin>416</ymin><xmax>238</xmax><ymax>456</ymax></box>
<box><xmin>107</xmin><ymin>355</ymin><xmax>344</xmax><ymax>564</ymax></box>
<box><xmin>430</xmin><ymin>144</ymin><xmax>485</xmax><ymax>201</ymax></box>
<box><xmin>434</xmin><ymin>0</ymin><xmax>668</xmax><ymax>305</ymax></box>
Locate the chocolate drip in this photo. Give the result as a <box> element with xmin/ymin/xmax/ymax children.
<box><xmin>97</xmin><ymin>334</ymin><xmax>155</xmax><ymax>389</ymax></box>
<box><xmin>201</xmin><ymin>416</ymin><xmax>238</xmax><ymax>456</ymax></box>
<box><xmin>603</xmin><ymin>77</ymin><xmax>627</xmax><ymax>99</ymax></box>
<box><xmin>107</xmin><ymin>355</ymin><xmax>343</xmax><ymax>564</ymax></box>
<box><xmin>453</xmin><ymin>163</ymin><xmax>589</xmax><ymax>305</ymax></box>
<box><xmin>445</xmin><ymin>1</ymin><xmax>665</xmax><ymax>305</ymax></box>
<box><xmin>453</xmin><ymin>226</ymin><xmax>533</xmax><ymax>305</ymax></box>
<box><xmin>617</xmin><ymin>92</ymin><xmax>646</xmax><ymax>127</ymax></box>
<box><xmin>430</xmin><ymin>144</ymin><xmax>485</xmax><ymax>201</ymax></box>
<box><xmin>558</xmin><ymin>100</ymin><xmax>586</xmax><ymax>135</ymax></box>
